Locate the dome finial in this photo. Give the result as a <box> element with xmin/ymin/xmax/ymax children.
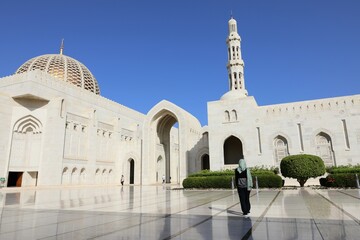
<box><xmin>60</xmin><ymin>39</ymin><xmax>64</xmax><ymax>55</ymax></box>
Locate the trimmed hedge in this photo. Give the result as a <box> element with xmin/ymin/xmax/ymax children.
<box><xmin>255</xmin><ymin>174</ymin><xmax>283</xmax><ymax>188</ymax></box>
<box><xmin>326</xmin><ymin>165</ymin><xmax>360</xmax><ymax>174</ymax></box>
<box><xmin>188</xmin><ymin>169</ymin><xmax>234</xmax><ymax>177</ymax></box>
<box><xmin>320</xmin><ymin>174</ymin><xmax>359</xmax><ymax>188</ymax></box>
<box><xmin>182</xmin><ymin>176</ymin><xmax>233</xmax><ymax>189</ymax></box>
<box><xmin>182</xmin><ymin>168</ymin><xmax>283</xmax><ymax>189</ymax></box>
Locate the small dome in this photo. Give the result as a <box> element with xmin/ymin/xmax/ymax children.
<box><xmin>220</xmin><ymin>90</ymin><xmax>248</xmax><ymax>101</ymax></box>
<box><xmin>16</xmin><ymin>54</ymin><xmax>100</xmax><ymax>95</ymax></box>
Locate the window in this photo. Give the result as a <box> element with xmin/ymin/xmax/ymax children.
<box><xmin>274</xmin><ymin>136</ymin><xmax>289</xmax><ymax>164</ymax></box>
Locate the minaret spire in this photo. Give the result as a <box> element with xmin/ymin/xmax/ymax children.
<box><xmin>226</xmin><ymin>17</ymin><xmax>248</xmax><ymax>97</ymax></box>
<box><xmin>60</xmin><ymin>39</ymin><xmax>64</xmax><ymax>55</ymax></box>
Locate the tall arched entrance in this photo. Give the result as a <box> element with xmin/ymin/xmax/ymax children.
<box><xmin>156</xmin><ymin>113</ymin><xmax>179</xmax><ymax>183</ymax></box>
<box><xmin>143</xmin><ymin>100</ymin><xmax>202</xmax><ymax>185</ymax></box>
<box><xmin>224</xmin><ymin>136</ymin><xmax>243</xmax><ymax>165</ymax></box>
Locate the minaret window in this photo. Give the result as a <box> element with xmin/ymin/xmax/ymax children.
<box><xmin>231</xmin><ymin>110</ymin><xmax>237</xmax><ymax>121</ymax></box>
<box><xmin>228</xmin><ymin>48</ymin><xmax>231</xmax><ymax>60</ymax></box>
<box><xmin>228</xmin><ymin>74</ymin><xmax>232</xmax><ymax>89</ymax></box>
<box><xmin>233</xmin><ymin>73</ymin><xmax>237</xmax><ymax>89</ymax></box>
<box><xmin>238</xmin><ymin>73</ymin><xmax>242</xmax><ymax>88</ymax></box>
<box><xmin>225</xmin><ymin>111</ymin><xmax>230</xmax><ymax>122</ymax></box>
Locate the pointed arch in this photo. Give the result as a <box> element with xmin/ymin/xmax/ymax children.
<box><xmin>95</xmin><ymin>168</ymin><xmax>101</xmax><ymax>184</ymax></box>
<box><xmin>62</xmin><ymin>167</ymin><xmax>70</xmax><ymax>185</ymax></box>
<box><xmin>80</xmin><ymin>168</ymin><xmax>86</xmax><ymax>184</ymax></box>
<box><xmin>195</xmin><ymin>147</ymin><xmax>210</xmax><ymax>171</ymax></box>
<box><xmin>9</xmin><ymin>115</ymin><xmax>43</xmax><ymax>171</ymax></box>
<box><xmin>273</xmin><ymin>135</ymin><xmax>289</xmax><ymax>164</ymax></box>
<box><xmin>13</xmin><ymin>115</ymin><xmax>43</xmax><ymax>133</ymax></box>
<box><xmin>102</xmin><ymin>168</ymin><xmax>107</xmax><ymax>184</ymax></box>
<box><xmin>71</xmin><ymin>167</ymin><xmax>78</xmax><ymax>184</ymax></box>
<box><xmin>223</xmin><ymin>135</ymin><xmax>243</xmax><ymax>165</ymax></box>
<box><xmin>315</xmin><ymin>132</ymin><xmax>335</xmax><ymax>166</ymax></box>
<box><xmin>143</xmin><ymin>100</ymin><xmax>202</xmax><ymax>185</ymax></box>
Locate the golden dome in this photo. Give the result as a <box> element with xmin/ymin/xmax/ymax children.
<box><xmin>16</xmin><ymin>54</ymin><xmax>100</xmax><ymax>95</ymax></box>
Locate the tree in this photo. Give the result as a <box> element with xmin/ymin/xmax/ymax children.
<box><xmin>280</xmin><ymin>154</ymin><xmax>326</xmax><ymax>187</ymax></box>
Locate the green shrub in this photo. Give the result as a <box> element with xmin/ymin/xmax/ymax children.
<box><xmin>183</xmin><ymin>167</ymin><xmax>283</xmax><ymax>189</ymax></box>
<box><xmin>254</xmin><ymin>174</ymin><xmax>283</xmax><ymax>188</ymax></box>
<box><xmin>188</xmin><ymin>169</ymin><xmax>234</xmax><ymax>177</ymax></box>
<box><xmin>280</xmin><ymin>154</ymin><xmax>326</xmax><ymax>187</ymax></box>
<box><xmin>251</xmin><ymin>166</ymin><xmax>278</xmax><ymax>175</ymax></box>
<box><xmin>326</xmin><ymin>165</ymin><xmax>360</xmax><ymax>174</ymax></box>
<box><xmin>325</xmin><ymin>174</ymin><xmax>358</xmax><ymax>188</ymax></box>
<box><xmin>182</xmin><ymin>176</ymin><xmax>233</xmax><ymax>189</ymax></box>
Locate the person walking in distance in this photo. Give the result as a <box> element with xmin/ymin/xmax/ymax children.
<box><xmin>121</xmin><ymin>175</ymin><xmax>124</xmax><ymax>186</ymax></box>
<box><xmin>235</xmin><ymin>159</ymin><xmax>253</xmax><ymax>215</ymax></box>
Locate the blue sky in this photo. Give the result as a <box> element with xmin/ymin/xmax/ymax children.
<box><xmin>0</xmin><ymin>1</ymin><xmax>359</xmax><ymax>126</ymax></box>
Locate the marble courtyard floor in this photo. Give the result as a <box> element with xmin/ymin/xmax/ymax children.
<box><xmin>0</xmin><ymin>185</ymin><xmax>359</xmax><ymax>239</ymax></box>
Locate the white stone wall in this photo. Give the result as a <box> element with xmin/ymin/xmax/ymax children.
<box><xmin>0</xmin><ymin>71</ymin><xmax>146</xmax><ymax>186</ymax></box>
<box><xmin>208</xmin><ymin>94</ymin><xmax>360</xmax><ymax>170</ymax></box>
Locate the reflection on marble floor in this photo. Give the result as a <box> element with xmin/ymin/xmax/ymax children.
<box><xmin>0</xmin><ymin>186</ymin><xmax>359</xmax><ymax>239</ymax></box>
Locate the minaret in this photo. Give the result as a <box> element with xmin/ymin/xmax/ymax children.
<box><xmin>226</xmin><ymin>17</ymin><xmax>248</xmax><ymax>97</ymax></box>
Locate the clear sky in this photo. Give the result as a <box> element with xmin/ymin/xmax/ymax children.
<box><xmin>0</xmin><ymin>1</ymin><xmax>359</xmax><ymax>126</ymax></box>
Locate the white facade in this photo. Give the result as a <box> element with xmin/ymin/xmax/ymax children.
<box><xmin>208</xmin><ymin>18</ymin><xmax>360</xmax><ymax>172</ymax></box>
<box><xmin>0</xmin><ymin>17</ymin><xmax>359</xmax><ymax>187</ymax></box>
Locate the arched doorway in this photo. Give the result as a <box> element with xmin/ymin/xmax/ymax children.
<box><xmin>129</xmin><ymin>159</ymin><xmax>135</xmax><ymax>184</ymax></box>
<box><xmin>316</xmin><ymin>132</ymin><xmax>335</xmax><ymax>166</ymax></box>
<box><xmin>8</xmin><ymin>115</ymin><xmax>42</xmax><ymax>187</ymax></box>
<box><xmin>156</xmin><ymin>113</ymin><xmax>179</xmax><ymax>183</ymax></box>
<box><xmin>201</xmin><ymin>154</ymin><xmax>210</xmax><ymax>170</ymax></box>
<box><xmin>224</xmin><ymin>136</ymin><xmax>243</xmax><ymax>164</ymax></box>
<box><xmin>156</xmin><ymin>156</ymin><xmax>164</xmax><ymax>183</ymax></box>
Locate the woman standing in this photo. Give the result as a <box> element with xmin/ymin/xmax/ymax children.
<box><xmin>235</xmin><ymin>159</ymin><xmax>253</xmax><ymax>215</ymax></box>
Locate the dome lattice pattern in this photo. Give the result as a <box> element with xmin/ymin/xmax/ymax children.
<box><xmin>16</xmin><ymin>54</ymin><xmax>100</xmax><ymax>95</ymax></box>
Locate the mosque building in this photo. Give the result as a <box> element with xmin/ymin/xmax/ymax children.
<box><xmin>0</xmin><ymin>17</ymin><xmax>359</xmax><ymax>187</ymax></box>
